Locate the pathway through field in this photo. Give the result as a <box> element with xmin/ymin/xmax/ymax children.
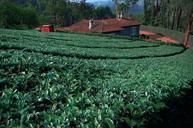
<box><xmin>140</xmin><ymin>30</ymin><xmax>193</xmax><ymax>49</ymax></box>
<box><xmin>140</xmin><ymin>30</ymin><xmax>178</xmax><ymax>44</ymax></box>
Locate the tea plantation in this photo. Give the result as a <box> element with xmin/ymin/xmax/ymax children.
<box><xmin>0</xmin><ymin>29</ymin><xmax>193</xmax><ymax>128</ymax></box>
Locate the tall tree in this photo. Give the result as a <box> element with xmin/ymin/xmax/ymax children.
<box><xmin>112</xmin><ymin>0</ymin><xmax>119</xmax><ymax>18</ymax></box>
<box><xmin>112</xmin><ymin>0</ymin><xmax>138</xmax><ymax>18</ymax></box>
<box><xmin>144</xmin><ymin>0</ymin><xmax>193</xmax><ymax>31</ymax></box>
<box><xmin>93</xmin><ymin>6</ymin><xmax>114</xmax><ymax>19</ymax></box>
<box><xmin>0</xmin><ymin>0</ymin><xmax>39</xmax><ymax>29</ymax></box>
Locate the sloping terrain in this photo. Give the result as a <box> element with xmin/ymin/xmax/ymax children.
<box><xmin>141</xmin><ymin>25</ymin><xmax>193</xmax><ymax>47</ymax></box>
<box><xmin>0</xmin><ymin>29</ymin><xmax>193</xmax><ymax>128</ymax></box>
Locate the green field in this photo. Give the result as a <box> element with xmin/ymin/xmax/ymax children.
<box><xmin>1</xmin><ymin>29</ymin><xmax>193</xmax><ymax>128</ymax></box>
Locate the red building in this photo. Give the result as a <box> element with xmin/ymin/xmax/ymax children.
<box><xmin>35</xmin><ymin>25</ymin><xmax>54</xmax><ymax>32</ymax></box>
<box><xmin>56</xmin><ymin>18</ymin><xmax>140</xmax><ymax>37</ymax></box>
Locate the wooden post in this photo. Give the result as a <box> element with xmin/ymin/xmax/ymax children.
<box><xmin>183</xmin><ymin>12</ymin><xmax>193</xmax><ymax>48</ymax></box>
<box><xmin>101</xmin><ymin>20</ymin><xmax>104</xmax><ymax>33</ymax></box>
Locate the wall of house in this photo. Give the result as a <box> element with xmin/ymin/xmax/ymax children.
<box><xmin>118</xmin><ymin>28</ymin><xmax>130</xmax><ymax>36</ymax></box>
<box><xmin>104</xmin><ymin>25</ymin><xmax>140</xmax><ymax>37</ymax></box>
<box><xmin>128</xmin><ymin>25</ymin><xmax>140</xmax><ymax>37</ymax></box>
<box><xmin>116</xmin><ymin>25</ymin><xmax>140</xmax><ymax>37</ymax></box>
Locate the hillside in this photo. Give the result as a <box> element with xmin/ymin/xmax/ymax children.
<box><xmin>0</xmin><ymin>29</ymin><xmax>193</xmax><ymax>127</ymax></box>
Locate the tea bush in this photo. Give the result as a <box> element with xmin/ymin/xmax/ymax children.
<box><xmin>0</xmin><ymin>29</ymin><xmax>193</xmax><ymax>128</ymax></box>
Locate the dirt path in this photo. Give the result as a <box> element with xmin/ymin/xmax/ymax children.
<box><xmin>140</xmin><ymin>30</ymin><xmax>178</xmax><ymax>44</ymax></box>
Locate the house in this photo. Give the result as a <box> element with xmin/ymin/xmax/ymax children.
<box><xmin>56</xmin><ymin>18</ymin><xmax>140</xmax><ymax>37</ymax></box>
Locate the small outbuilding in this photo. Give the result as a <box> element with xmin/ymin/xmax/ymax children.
<box><xmin>35</xmin><ymin>25</ymin><xmax>54</xmax><ymax>32</ymax></box>
<box><xmin>56</xmin><ymin>18</ymin><xmax>140</xmax><ymax>37</ymax></box>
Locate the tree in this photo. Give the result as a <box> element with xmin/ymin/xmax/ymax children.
<box><xmin>0</xmin><ymin>0</ymin><xmax>116</xmax><ymax>28</ymax></box>
<box><xmin>93</xmin><ymin>7</ymin><xmax>114</xmax><ymax>19</ymax></box>
<box><xmin>112</xmin><ymin>0</ymin><xmax>138</xmax><ymax>18</ymax></box>
<box><xmin>0</xmin><ymin>0</ymin><xmax>39</xmax><ymax>29</ymax></box>
<box><xmin>144</xmin><ymin>0</ymin><xmax>193</xmax><ymax>31</ymax></box>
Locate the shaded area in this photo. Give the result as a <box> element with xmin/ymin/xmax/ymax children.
<box><xmin>0</xmin><ymin>44</ymin><xmax>187</xmax><ymax>60</ymax></box>
<box><xmin>65</xmin><ymin>44</ymin><xmax>161</xmax><ymax>49</ymax></box>
<box><xmin>20</xmin><ymin>33</ymin><xmax>130</xmax><ymax>43</ymax></box>
<box><xmin>21</xmin><ymin>34</ymin><xmax>72</xmax><ymax>42</ymax></box>
<box><xmin>0</xmin><ymin>33</ymin><xmax>71</xmax><ymax>42</ymax></box>
<box><xmin>0</xmin><ymin>63</ymin><xmax>115</xmax><ymax>74</ymax></box>
<box><xmin>147</xmin><ymin>80</ymin><xmax>193</xmax><ymax>128</ymax></box>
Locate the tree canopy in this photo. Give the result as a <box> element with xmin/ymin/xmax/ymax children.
<box><xmin>0</xmin><ymin>0</ymin><xmax>115</xmax><ymax>29</ymax></box>
<box><xmin>112</xmin><ymin>0</ymin><xmax>138</xmax><ymax>18</ymax></box>
<box><xmin>144</xmin><ymin>0</ymin><xmax>193</xmax><ymax>31</ymax></box>
<box><xmin>0</xmin><ymin>0</ymin><xmax>39</xmax><ymax>29</ymax></box>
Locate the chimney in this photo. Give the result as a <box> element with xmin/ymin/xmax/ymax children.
<box><xmin>120</xmin><ymin>11</ymin><xmax>123</xmax><ymax>19</ymax></box>
<box><xmin>117</xmin><ymin>12</ymin><xmax>120</xmax><ymax>19</ymax></box>
<box><xmin>117</xmin><ymin>12</ymin><xmax>123</xmax><ymax>20</ymax></box>
<box><xmin>89</xmin><ymin>19</ymin><xmax>94</xmax><ymax>30</ymax></box>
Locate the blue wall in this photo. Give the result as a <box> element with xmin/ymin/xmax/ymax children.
<box><xmin>116</xmin><ymin>25</ymin><xmax>140</xmax><ymax>37</ymax></box>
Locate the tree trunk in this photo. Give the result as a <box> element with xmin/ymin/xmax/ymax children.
<box><xmin>171</xmin><ymin>9</ymin><xmax>176</xmax><ymax>30</ymax></box>
<box><xmin>115</xmin><ymin>7</ymin><xmax>118</xmax><ymax>18</ymax></box>
<box><xmin>175</xmin><ymin>8</ymin><xmax>182</xmax><ymax>30</ymax></box>
<box><xmin>144</xmin><ymin>0</ymin><xmax>148</xmax><ymax>23</ymax></box>
<box><xmin>167</xmin><ymin>10</ymin><xmax>170</xmax><ymax>28</ymax></box>
<box><xmin>183</xmin><ymin>12</ymin><xmax>193</xmax><ymax>47</ymax></box>
<box><xmin>53</xmin><ymin>0</ymin><xmax>57</xmax><ymax>25</ymax></box>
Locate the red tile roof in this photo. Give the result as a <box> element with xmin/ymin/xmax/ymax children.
<box><xmin>55</xmin><ymin>18</ymin><xmax>140</xmax><ymax>33</ymax></box>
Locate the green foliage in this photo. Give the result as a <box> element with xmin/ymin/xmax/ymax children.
<box><xmin>112</xmin><ymin>0</ymin><xmax>139</xmax><ymax>18</ymax></box>
<box><xmin>0</xmin><ymin>29</ymin><xmax>193</xmax><ymax>127</ymax></box>
<box><xmin>93</xmin><ymin>7</ymin><xmax>115</xmax><ymax>19</ymax></box>
<box><xmin>0</xmin><ymin>0</ymin><xmax>115</xmax><ymax>28</ymax></box>
<box><xmin>104</xmin><ymin>118</ymin><xmax>115</xmax><ymax>128</ymax></box>
<box><xmin>144</xmin><ymin>0</ymin><xmax>193</xmax><ymax>31</ymax></box>
<box><xmin>43</xmin><ymin>0</ymin><xmax>94</xmax><ymax>26</ymax></box>
<box><xmin>131</xmin><ymin>13</ymin><xmax>144</xmax><ymax>24</ymax></box>
<box><xmin>0</xmin><ymin>1</ymin><xmax>39</xmax><ymax>29</ymax></box>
